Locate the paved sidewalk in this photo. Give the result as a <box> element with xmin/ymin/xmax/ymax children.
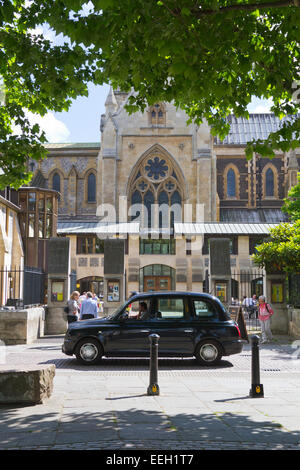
<box><xmin>1</xmin><ymin>335</ymin><xmax>300</xmax><ymax>450</ymax></box>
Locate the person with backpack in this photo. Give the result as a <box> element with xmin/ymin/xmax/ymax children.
<box><xmin>258</xmin><ymin>295</ymin><xmax>274</xmax><ymax>344</ymax></box>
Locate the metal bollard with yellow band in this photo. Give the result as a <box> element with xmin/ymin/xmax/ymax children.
<box><xmin>147</xmin><ymin>334</ymin><xmax>160</xmax><ymax>396</ymax></box>
<box><xmin>249</xmin><ymin>335</ymin><xmax>264</xmax><ymax>398</ymax></box>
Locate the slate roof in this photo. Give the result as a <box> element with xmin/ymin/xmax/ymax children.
<box><xmin>174</xmin><ymin>222</ymin><xmax>280</xmax><ymax>235</ymax></box>
<box><xmin>220</xmin><ymin>208</ymin><xmax>289</xmax><ymax>224</ymax></box>
<box><xmin>215</xmin><ymin>113</ymin><xmax>299</xmax><ymax>145</ymax></box>
<box><xmin>44</xmin><ymin>143</ymin><xmax>100</xmax><ymax>149</ymax></box>
<box><xmin>57</xmin><ymin>221</ymin><xmax>139</xmax><ymax>234</ymax></box>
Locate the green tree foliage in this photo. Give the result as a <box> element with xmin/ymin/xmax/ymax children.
<box><xmin>0</xmin><ymin>0</ymin><xmax>99</xmax><ymax>187</ymax></box>
<box><xmin>1</xmin><ymin>0</ymin><xmax>300</xmax><ymax>187</ymax></box>
<box><xmin>253</xmin><ymin>221</ymin><xmax>300</xmax><ymax>273</ymax></box>
<box><xmin>282</xmin><ymin>173</ymin><xmax>300</xmax><ymax>221</ymax></box>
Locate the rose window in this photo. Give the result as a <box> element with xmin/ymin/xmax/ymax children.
<box><xmin>145</xmin><ymin>157</ymin><xmax>168</xmax><ymax>181</ymax></box>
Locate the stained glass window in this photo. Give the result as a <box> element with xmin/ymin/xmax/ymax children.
<box><xmin>266</xmin><ymin>168</ymin><xmax>274</xmax><ymax>197</ymax></box>
<box><xmin>52</xmin><ymin>173</ymin><xmax>61</xmax><ymax>201</ymax></box>
<box><xmin>87</xmin><ymin>172</ymin><xmax>96</xmax><ymax>202</ymax></box>
<box><xmin>145</xmin><ymin>157</ymin><xmax>168</xmax><ymax>180</ymax></box>
<box><xmin>131</xmin><ymin>190</ymin><xmax>142</xmax><ymax>221</ymax></box>
<box><xmin>227</xmin><ymin>169</ymin><xmax>236</xmax><ymax>197</ymax></box>
<box><xmin>144</xmin><ymin>190</ymin><xmax>154</xmax><ymax>228</ymax></box>
<box><xmin>158</xmin><ymin>191</ymin><xmax>169</xmax><ymax>228</ymax></box>
<box><xmin>170</xmin><ymin>190</ymin><xmax>182</xmax><ymax>227</ymax></box>
<box><xmin>52</xmin><ymin>173</ymin><xmax>60</xmax><ymax>193</ymax></box>
<box><xmin>129</xmin><ymin>149</ymin><xmax>183</xmax><ymax>229</ymax></box>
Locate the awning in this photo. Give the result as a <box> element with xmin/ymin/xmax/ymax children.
<box><xmin>57</xmin><ymin>221</ymin><xmax>140</xmax><ymax>235</ymax></box>
<box><xmin>57</xmin><ymin>220</ymin><xmax>282</xmax><ymax>236</ymax></box>
<box><xmin>174</xmin><ymin>222</ymin><xmax>280</xmax><ymax>236</ymax></box>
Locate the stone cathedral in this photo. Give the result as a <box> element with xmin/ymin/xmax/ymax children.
<box><xmin>28</xmin><ymin>87</ymin><xmax>299</xmax><ymax>300</ymax></box>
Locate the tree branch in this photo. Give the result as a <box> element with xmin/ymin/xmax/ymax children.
<box><xmin>161</xmin><ymin>0</ymin><xmax>299</xmax><ymax>19</ymax></box>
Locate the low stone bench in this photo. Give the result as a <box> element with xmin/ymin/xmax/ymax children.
<box><xmin>0</xmin><ymin>365</ymin><xmax>55</xmax><ymax>404</ymax></box>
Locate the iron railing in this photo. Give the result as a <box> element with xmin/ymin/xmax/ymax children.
<box><xmin>0</xmin><ymin>266</ymin><xmax>46</xmax><ymax>308</ymax></box>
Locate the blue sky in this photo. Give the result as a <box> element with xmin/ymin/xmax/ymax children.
<box><xmin>45</xmin><ymin>90</ymin><xmax>272</xmax><ymax>144</ymax></box>
<box><xmin>52</xmin><ymin>83</ymin><xmax>110</xmax><ymax>143</ymax></box>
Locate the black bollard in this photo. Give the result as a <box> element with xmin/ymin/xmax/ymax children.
<box><xmin>249</xmin><ymin>335</ymin><xmax>264</xmax><ymax>398</ymax></box>
<box><xmin>147</xmin><ymin>334</ymin><xmax>160</xmax><ymax>396</ymax></box>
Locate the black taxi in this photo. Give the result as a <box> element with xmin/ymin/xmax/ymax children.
<box><xmin>62</xmin><ymin>291</ymin><xmax>243</xmax><ymax>366</ymax></box>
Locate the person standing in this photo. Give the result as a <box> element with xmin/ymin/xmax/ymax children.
<box><xmin>242</xmin><ymin>295</ymin><xmax>254</xmax><ymax>318</ymax></box>
<box><xmin>78</xmin><ymin>291</ymin><xmax>87</xmax><ymax>308</ymax></box>
<box><xmin>67</xmin><ymin>291</ymin><xmax>80</xmax><ymax>324</ymax></box>
<box><xmin>80</xmin><ymin>292</ymin><xmax>98</xmax><ymax>320</ymax></box>
<box><xmin>258</xmin><ymin>295</ymin><xmax>274</xmax><ymax>343</ymax></box>
<box><xmin>252</xmin><ymin>294</ymin><xmax>259</xmax><ymax>319</ymax></box>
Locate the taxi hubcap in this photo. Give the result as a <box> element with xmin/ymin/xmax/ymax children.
<box><xmin>200</xmin><ymin>344</ymin><xmax>218</xmax><ymax>361</ymax></box>
<box><xmin>80</xmin><ymin>343</ymin><xmax>98</xmax><ymax>361</ymax></box>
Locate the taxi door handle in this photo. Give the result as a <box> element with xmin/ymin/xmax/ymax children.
<box><xmin>184</xmin><ymin>329</ymin><xmax>194</xmax><ymax>333</ymax></box>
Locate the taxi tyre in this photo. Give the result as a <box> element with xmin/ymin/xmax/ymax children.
<box><xmin>75</xmin><ymin>338</ymin><xmax>103</xmax><ymax>365</ymax></box>
<box><xmin>195</xmin><ymin>339</ymin><xmax>223</xmax><ymax>366</ymax></box>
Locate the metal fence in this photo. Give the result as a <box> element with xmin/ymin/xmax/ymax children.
<box><xmin>288</xmin><ymin>274</ymin><xmax>300</xmax><ymax>308</ymax></box>
<box><xmin>231</xmin><ymin>269</ymin><xmax>265</xmax><ymax>333</ymax></box>
<box><xmin>0</xmin><ymin>266</ymin><xmax>46</xmax><ymax>308</ymax></box>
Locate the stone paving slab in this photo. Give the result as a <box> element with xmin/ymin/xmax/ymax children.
<box><xmin>1</xmin><ymin>335</ymin><xmax>300</xmax><ymax>450</ymax></box>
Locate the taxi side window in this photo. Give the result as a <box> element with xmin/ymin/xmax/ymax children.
<box><xmin>156</xmin><ymin>298</ymin><xmax>185</xmax><ymax>319</ymax></box>
<box><xmin>193</xmin><ymin>300</ymin><xmax>216</xmax><ymax>318</ymax></box>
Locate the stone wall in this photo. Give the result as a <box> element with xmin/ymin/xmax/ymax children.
<box><xmin>288</xmin><ymin>308</ymin><xmax>300</xmax><ymax>339</ymax></box>
<box><xmin>0</xmin><ymin>307</ymin><xmax>45</xmax><ymax>345</ymax></box>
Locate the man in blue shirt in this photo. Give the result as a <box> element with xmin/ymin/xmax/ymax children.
<box><xmin>80</xmin><ymin>292</ymin><xmax>98</xmax><ymax>320</ymax></box>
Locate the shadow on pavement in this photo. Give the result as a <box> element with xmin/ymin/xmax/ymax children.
<box><xmin>39</xmin><ymin>356</ymin><xmax>234</xmax><ymax>371</ymax></box>
<box><xmin>0</xmin><ymin>407</ymin><xmax>299</xmax><ymax>449</ymax></box>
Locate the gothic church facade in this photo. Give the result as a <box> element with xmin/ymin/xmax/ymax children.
<box><xmin>29</xmin><ymin>88</ymin><xmax>299</xmax><ymax>298</ymax></box>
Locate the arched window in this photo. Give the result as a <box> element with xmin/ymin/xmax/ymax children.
<box><xmin>148</xmin><ymin>103</ymin><xmax>166</xmax><ymax>126</ymax></box>
<box><xmin>52</xmin><ymin>172</ymin><xmax>61</xmax><ymax>201</ymax></box>
<box><xmin>227</xmin><ymin>169</ymin><xmax>236</xmax><ymax>197</ymax></box>
<box><xmin>87</xmin><ymin>172</ymin><xmax>96</xmax><ymax>202</ymax></box>
<box><xmin>265</xmin><ymin>168</ymin><xmax>274</xmax><ymax>197</ymax></box>
<box><xmin>129</xmin><ymin>148</ymin><xmax>184</xmax><ymax>230</ymax></box>
<box><xmin>52</xmin><ymin>172</ymin><xmax>60</xmax><ymax>193</ymax></box>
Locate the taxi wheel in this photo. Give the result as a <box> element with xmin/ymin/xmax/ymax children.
<box><xmin>195</xmin><ymin>340</ymin><xmax>222</xmax><ymax>366</ymax></box>
<box><xmin>75</xmin><ymin>338</ymin><xmax>103</xmax><ymax>365</ymax></box>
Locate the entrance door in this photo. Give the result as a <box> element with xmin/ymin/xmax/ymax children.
<box><xmin>144</xmin><ymin>276</ymin><xmax>171</xmax><ymax>292</ymax></box>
